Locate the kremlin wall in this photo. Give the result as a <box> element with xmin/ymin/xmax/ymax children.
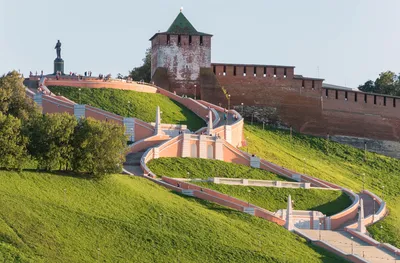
<box><xmin>151</xmin><ymin>11</ymin><xmax>400</xmax><ymax>158</ymax></box>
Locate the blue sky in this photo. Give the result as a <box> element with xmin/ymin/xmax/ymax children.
<box><xmin>1</xmin><ymin>0</ymin><xmax>399</xmax><ymax>87</ymax></box>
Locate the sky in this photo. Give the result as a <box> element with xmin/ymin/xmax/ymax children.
<box><xmin>0</xmin><ymin>0</ymin><xmax>399</xmax><ymax>88</ymax></box>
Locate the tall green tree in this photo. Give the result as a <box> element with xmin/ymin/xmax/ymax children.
<box><xmin>26</xmin><ymin>113</ymin><xmax>77</xmax><ymax>171</ymax></box>
<box><xmin>358</xmin><ymin>71</ymin><xmax>400</xmax><ymax>96</ymax></box>
<box><xmin>129</xmin><ymin>48</ymin><xmax>151</xmax><ymax>83</ymax></box>
<box><xmin>0</xmin><ymin>112</ymin><xmax>28</xmax><ymax>170</ymax></box>
<box><xmin>72</xmin><ymin>118</ymin><xmax>127</xmax><ymax>177</ymax></box>
<box><xmin>0</xmin><ymin>71</ymin><xmax>39</xmax><ymax>120</ymax></box>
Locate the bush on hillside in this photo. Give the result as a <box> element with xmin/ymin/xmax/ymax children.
<box><xmin>72</xmin><ymin>118</ymin><xmax>127</xmax><ymax>177</ymax></box>
<box><xmin>0</xmin><ymin>71</ymin><xmax>40</xmax><ymax>120</ymax></box>
<box><xmin>0</xmin><ymin>113</ymin><xmax>28</xmax><ymax>170</ymax></box>
<box><xmin>25</xmin><ymin>113</ymin><xmax>78</xmax><ymax>171</ymax></box>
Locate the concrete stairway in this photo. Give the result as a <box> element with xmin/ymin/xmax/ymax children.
<box><xmin>300</xmin><ymin>229</ymin><xmax>399</xmax><ymax>263</ymax></box>
<box><xmin>123</xmin><ymin>151</ymin><xmax>146</xmax><ymax>176</ymax></box>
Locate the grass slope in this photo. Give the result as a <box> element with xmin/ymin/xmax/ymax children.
<box><xmin>0</xmin><ymin>170</ymin><xmax>346</xmax><ymax>263</ymax></box>
<box><xmin>148</xmin><ymin>158</ymin><xmax>351</xmax><ymax>216</ymax></box>
<box><xmin>48</xmin><ymin>86</ymin><xmax>205</xmax><ymax>131</ymax></box>
<box><xmin>243</xmin><ymin>124</ymin><xmax>400</xmax><ymax>246</ymax></box>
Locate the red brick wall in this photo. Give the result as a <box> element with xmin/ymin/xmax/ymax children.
<box><xmin>200</xmin><ymin>64</ymin><xmax>400</xmax><ymax>141</ymax></box>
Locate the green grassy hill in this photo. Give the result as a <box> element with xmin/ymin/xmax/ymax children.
<box><xmin>0</xmin><ymin>170</ymin><xmax>345</xmax><ymax>263</ymax></box>
<box><xmin>48</xmin><ymin>86</ymin><xmax>205</xmax><ymax>131</ymax></box>
<box><xmin>243</xmin><ymin>124</ymin><xmax>400</xmax><ymax>246</ymax></box>
<box><xmin>148</xmin><ymin>158</ymin><xmax>352</xmax><ymax>216</ymax></box>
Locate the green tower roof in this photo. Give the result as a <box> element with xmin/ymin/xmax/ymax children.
<box><xmin>167</xmin><ymin>12</ymin><xmax>199</xmax><ymax>35</ymax></box>
<box><xmin>150</xmin><ymin>12</ymin><xmax>212</xmax><ymax>40</ymax></box>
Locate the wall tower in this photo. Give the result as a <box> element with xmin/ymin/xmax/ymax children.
<box><xmin>150</xmin><ymin>10</ymin><xmax>212</xmax><ymax>97</ymax></box>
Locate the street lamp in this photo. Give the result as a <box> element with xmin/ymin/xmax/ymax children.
<box><xmin>227</xmin><ymin>94</ymin><xmax>231</xmax><ymax>125</ymax></box>
<box><xmin>373</xmin><ymin>198</ymin><xmax>376</xmax><ymax>222</ymax></box>
<box><xmin>194</xmin><ymin>85</ymin><xmax>197</xmax><ymax>100</ymax></box>
<box><xmin>319</xmin><ymin>222</ymin><xmax>322</xmax><ymax>240</ymax></box>
<box><xmin>351</xmin><ymin>236</ymin><xmax>354</xmax><ymax>254</ymax></box>
<box><xmin>362</xmin><ymin>173</ymin><xmax>365</xmax><ymax>191</ymax></box>
<box><xmin>262</xmin><ymin>121</ymin><xmax>265</xmax><ymax>130</ymax></box>
<box><xmin>127</xmin><ymin>100</ymin><xmax>131</xmax><ymax>115</ymax></box>
<box><xmin>247</xmin><ymin>189</ymin><xmax>251</xmax><ymax>207</ymax></box>
<box><xmin>382</xmin><ymin>185</ymin><xmax>385</xmax><ymax>200</ymax></box>
<box><xmin>241</xmin><ymin>102</ymin><xmax>244</xmax><ymax>116</ymax></box>
<box><xmin>78</xmin><ymin>88</ymin><xmax>81</xmax><ymax>104</ymax></box>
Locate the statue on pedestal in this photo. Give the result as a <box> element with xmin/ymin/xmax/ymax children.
<box><xmin>53</xmin><ymin>40</ymin><xmax>64</xmax><ymax>75</ymax></box>
<box><xmin>55</xmin><ymin>40</ymin><xmax>62</xmax><ymax>59</ymax></box>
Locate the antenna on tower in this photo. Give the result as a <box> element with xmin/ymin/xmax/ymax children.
<box><xmin>180</xmin><ymin>7</ymin><xmax>183</xmax><ymax>13</ymax></box>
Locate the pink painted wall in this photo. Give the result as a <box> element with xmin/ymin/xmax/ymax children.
<box><xmin>45</xmin><ymin>79</ymin><xmax>157</xmax><ymax>93</ymax></box>
<box><xmin>128</xmin><ymin>134</ymin><xmax>171</xmax><ymax>154</ymax></box>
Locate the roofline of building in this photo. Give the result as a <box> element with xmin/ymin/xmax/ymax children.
<box><xmin>293</xmin><ymin>75</ymin><xmax>325</xmax><ymax>81</ymax></box>
<box><xmin>149</xmin><ymin>32</ymin><xmax>213</xmax><ymax>41</ymax></box>
<box><xmin>211</xmin><ymin>62</ymin><xmax>295</xmax><ymax>68</ymax></box>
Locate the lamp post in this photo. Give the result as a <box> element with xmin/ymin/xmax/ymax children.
<box><xmin>241</xmin><ymin>102</ymin><xmax>244</xmax><ymax>116</ymax></box>
<box><xmin>247</xmin><ymin>189</ymin><xmax>251</xmax><ymax>207</ymax></box>
<box><xmin>362</xmin><ymin>173</ymin><xmax>365</xmax><ymax>191</ymax></box>
<box><xmin>373</xmin><ymin>198</ymin><xmax>376</xmax><ymax>222</ymax></box>
<box><xmin>194</xmin><ymin>84</ymin><xmax>197</xmax><ymax>100</ymax></box>
<box><xmin>227</xmin><ymin>94</ymin><xmax>231</xmax><ymax>125</ymax></box>
<box><xmin>127</xmin><ymin>100</ymin><xmax>131</xmax><ymax>115</ymax></box>
<box><xmin>251</xmin><ymin>112</ymin><xmax>254</xmax><ymax>125</ymax></box>
<box><xmin>351</xmin><ymin>236</ymin><xmax>354</xmax><ymax>254</ymax></box>
<box><xmin>319</xmin><ymin>222</ymin><xmax>322</xmax><ymax>240</ymax></box>
<box><xmin>78</xmin><ymin>88</ymin><xmax>81</xmax><ymax>104</ymax></box>
<box><xmin>382</xmin><ymin>185</ymin><xmax>385</xmax><ymax>200</ymax></box>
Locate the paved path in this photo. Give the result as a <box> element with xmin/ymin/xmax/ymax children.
<box><xmin>300</xmin><ymin>230</ymin><xmax>399</xmax><ymax>263</ymax></box>
<box><xmin>124</xmin><ymin>151</ymin><xmax>145</xmax><ymax>176</ymax></box>
<box><xmin>338</xmin><ymin>192</ymin><xmax>381</xmax><ymax>230</ymax></box>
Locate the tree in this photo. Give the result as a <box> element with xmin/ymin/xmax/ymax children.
<box><xmin>72</xmin><ymin>118</ymin><xmax>127</xmax><ymax>177</ymax></box>
<box><xmin>358</xmin><ymin>71</ymin><xmax>400</xmax><ymax>96</ymax></box>
<box><xmin>25</xmin><ymin>113</ymin><xmax>77</xmax><ymax>171</ymax></box>
<box><xmin>129</xmin><ymin>48</ymin><xmax>151</xmax><ymax>83</ymax></box>
<box><xmin>0</xmin><ymin>71</ymin><xmax>39</xmax><ymax>120</ymax></box>
<box><xmin>0</xmin><ymin>112</ymin><xmax>28</xmax><ymax>170</ymax></box>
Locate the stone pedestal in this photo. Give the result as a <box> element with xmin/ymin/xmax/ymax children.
<box><xmin>54</xmin><ymin>58</ymin><xmax>64</xmax><ymax>74</ymax></box>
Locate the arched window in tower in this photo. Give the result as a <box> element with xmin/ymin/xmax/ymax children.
<box><xmin>253</xmin><ymin>67</ymin><xmax>257</xmax><ymax>77</ymax></box>
<box><xmin>243</xmin><ymin>66</ymin><xmax>247</xmax><ymax>77</ymax></box>
<box><xmin>325</xmin><ymin>88</ymin><xmax>328</xmax><ymax>97</ymax></box>
<box><xmin>213</xmin><ymin>65</ymin><xmax>216</xmax><ymax>74</ymax></box>
<box><xmin>284</xmin><ymin>68</ymin><xmax>287</xmax><ymax>78</ymax></box>
<box><xmin>345</xmin><ymin>91</ymin><xmax>348</xmax><ymax>101</ymax></box>
<box><xmin>200</xmin><ymin>36</ymin><xmax>203</xmax><ymax>46</ymax></box>
<box><xmin>374</xmin><ymin>95</ymin><xmax>377</xmax><ymax>105</ymax></box>
<box><xmin>335</xmin><ymin>90</ymin><xmax>338</xmax><ymax>99</ymax></box>
<box><xmin>303</xmin><ymin>80</ymin><xmax>306</xmax><ymax>89</ymax></box>
<box><xmin>233</xmin><ymin>66</ymin><xmax>237</xmax><ymax>76</ymax></box>
<box><xmin>189</xmin><ymin>35</ymin><xmax>192</xmax><ymax>45</ymax></box>
<box><xmin>364</xmin><ymin>94</ymin><xmax>367</xmax><ymax>103</ymax></box>
<box><xmin>223</xmin><ymin>65</ymin><xmax>226</xmax><ymax>76</ymax></box>
<box><xmin>273</xmin><ymin>68</ymin><xmax>277</xmax><ymax>78</ymax></box>
<box><xmin>394</xmin><ymin>98</ymin><xmax>396</xmax><ymax>107</ymax></box>
<box><xmin>263</xmin><ymin>67</ymin><xmax>267</xmax><ymax>77</ymax></box>
<box><xmin>167</xmin><ymin>34</ymin><xmax>170</xmax><ymax>44</ymax></box>
<box><xmin>312</xmin><ymin>80</ymin><xmax>315</xmax><ymax>90</ymax></box>
<box><xmin>384</xmin><ymin>96</ymin><xmax>387</xmax><ymax>106</ymax></box>
<box><xmin>178</xmin><ymin>35</ymin><xmax>181</xmax><ymax>46</ymax></box>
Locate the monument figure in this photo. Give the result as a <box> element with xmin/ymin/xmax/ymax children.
<box><xmin>55</xmin><ymin>40</ymin><xmax>62</xmax><ymax>59</ymax></box>
<box><xmin>53</xmin><ymin>40</ymin><xmax>64</xmax><ymax>75</ymax></box>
